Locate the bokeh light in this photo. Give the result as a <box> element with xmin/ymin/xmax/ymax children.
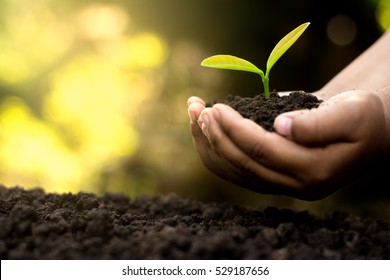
<box><xmin>376</xmin><ymin>0</ymin><xmax>390</xmax><ymax>30</ymax></box>
<box><xmin>0</xmin><ymin>1</ymin><xmax>168</xmax><ymax>194</ymax></box>
<box><xmin>327</xmin><ymin>15</ymin><xmax>357</xmax><ymax>46</ymax></box>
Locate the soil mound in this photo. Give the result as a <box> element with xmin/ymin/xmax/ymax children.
<box><xmin>1</xmin><ymin>186</ymin><xmax>390</xmax><ymax>259</ymax></box>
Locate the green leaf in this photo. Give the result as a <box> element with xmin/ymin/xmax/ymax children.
<box><xmin>266</xmin><ymin>22</ymin><xmax>310</xmax><ymax>76</ymax></box>
<box><xmin>201</xmin><ymin>55</ymin><xmax>264</xmax><ymax>77</ymax></box>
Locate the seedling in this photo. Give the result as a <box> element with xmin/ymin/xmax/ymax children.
<box><xmin>201</xmin><ymin>22</ymin><xmax>310</xmax><ymax>99</ymax></box>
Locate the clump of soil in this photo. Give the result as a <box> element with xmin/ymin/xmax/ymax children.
<box><xmin>209</xmin><ymin>91</ymin><xmax>322</xmax><ymax>131</ymax></box>
<box><xmin>1</xmin><ymin>185</ymin><xmax>390</xmax><ymax>259</ymax></box>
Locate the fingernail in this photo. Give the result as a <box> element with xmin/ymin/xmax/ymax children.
<box><xmin>198</xmin><ymin>114</ymin><xmax>210</xmax><ymax>139</ymax></box>
<box><xmin>213</xmin><ymin>107</ymin><xmax>221</xmax><ymax>123</ymax></box>
<box><xmin>275</xmin><ymin>116</ymin><xmax>292</xmax><ymax>136</ymax></box>
<box><xmin>198</xmin><ymin>113</ymin><xmax>209</xmax><ymax>127</ymax></box>
<box><xmin>188</xmin><ymin>107</ymin><xmax>197</xmax><ymax>123</ymax></box>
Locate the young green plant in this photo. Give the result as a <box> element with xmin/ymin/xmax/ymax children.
<box><xmin>201</xmin><ymin>22</ymin><xmax>310</xmax><ymax>99</ymax></box>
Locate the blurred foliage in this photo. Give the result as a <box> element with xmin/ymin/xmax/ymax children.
<box><xmin>375</xmin><ymin>0</ymin><xmax>390</xmax><ymax>30</ymax></box>
<box><xmin>0</xmin><ymin>0</ymin><xmax>389</xmax><ymax>218</ymax></box>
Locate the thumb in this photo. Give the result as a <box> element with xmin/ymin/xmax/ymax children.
<box><xmin>274</xmin><ymin>95</ymin><xmax>359</xmax><ymax>146</ymax></box>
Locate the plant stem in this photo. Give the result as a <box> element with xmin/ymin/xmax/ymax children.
<box><xmin>262</xmin><ymin>76</ymin><xmax>270</xmax><ymax>99</ymax></box>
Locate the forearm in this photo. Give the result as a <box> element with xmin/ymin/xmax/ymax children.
<box><xmin>319</xmin><ymin>31</ymin><xmax>390</xmax><ymax>99</ymax></box>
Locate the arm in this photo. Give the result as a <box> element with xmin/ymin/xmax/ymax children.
<box><xmin>316</xmin><ymin>30</ymin><xmax>390</xmax><ymax>100</ymax></box>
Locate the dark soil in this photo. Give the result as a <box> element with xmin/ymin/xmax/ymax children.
<box><xmin>1</xmin><ymin>185</ymin><xmax>390</xmax><ymax>260</ymax></box>
<box><xmin>209</xmin><ymin>91</ymin><xmax>322</xmax><ymax>131</ymax></box>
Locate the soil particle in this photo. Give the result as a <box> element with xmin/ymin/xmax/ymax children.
<box><xmin>1</xmin><ymin>185</ymin><xmax>390</xmax><ymax>259</ymax></box>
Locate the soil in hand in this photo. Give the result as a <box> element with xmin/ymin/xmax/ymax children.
<box><xmin>209</xmin><ymin>91</ymin><xmax>322</xmax><ymax>131</ymax></box>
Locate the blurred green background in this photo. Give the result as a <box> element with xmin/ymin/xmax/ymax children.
<box><xmin>1</xmin><ymin>0</ymin><xmax>390</xmax><ymax>217</ymax></box>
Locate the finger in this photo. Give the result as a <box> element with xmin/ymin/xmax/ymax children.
<box><xmin>190</xmin><ymin>115</ymin><xmax>246</xmax><ymax>183</ymax></box>
<box><xmin>187</xmin><ymin>96</ymin><xmax>206</xmax><ymax>106</ymax></box>
<box><xmin>274</xmin><ymin>91</ymin><xmax>378</xmax><ymax>146</ymax></box>
<box><xmin>189</xmin><ymin>103</ymin><xmax>237</xmax><ymax>180</ymax></box>
<box><xmin>205</xmin><ymin>104</ymin><xmax>304</xmax><ymax>188</ymax></box>
<box><xmin>188</xmin><ymin>102</ymin><xmax>205</xmax><ymax>124</ymax></box>
<box><xmin>210</xmin><ymin>104</ymin><xmax>317</xmax><ymax>174</ymax></box>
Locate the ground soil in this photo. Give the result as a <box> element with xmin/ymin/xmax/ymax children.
<box><xmin>1</xmin><ymin>185</ymin><xmax>390</xmax><ymax>260</ymax></box>
<box><xmin>209</xmin><ymin>91</ymin><xmax>322</xmax><ymax>131</ymax></box>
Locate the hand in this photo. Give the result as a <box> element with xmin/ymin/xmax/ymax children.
<box><xmin>188</xmin><ymin>90</ymin><xmax>390</xmax><ymax>200</ymax></box>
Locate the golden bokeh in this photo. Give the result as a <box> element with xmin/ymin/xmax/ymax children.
<box><xmin>376</xmin><ymin>0</ymin><xmax>390</xmax><ymax>30</ymax></box>
<box><xmin>0</xmin><ymin>1</ymin><xmax>168</xmax><ymax>194</ymax></box>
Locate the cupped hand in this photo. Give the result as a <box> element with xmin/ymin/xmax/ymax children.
<box><xmin>187</xmin><ymin>90</ymin><xmax>390</xmax><ymax>200</ymax></box>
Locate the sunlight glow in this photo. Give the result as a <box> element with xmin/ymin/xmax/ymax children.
<box><xmin>0</xmin><ymin>1</ymin><xmax>74</xmax><ymax>83</ymax></box>
<box><xmin>0</xmin><ymin>97</ymin><xmax>83</xmax><ymax>191</ymax></box>
<box><xmin>76</xmin><ymin>4</ymin><xmax>129</xmax><ymax>41</ymax></box>
<box><xmin>44</xmin><ymin>55</ymin><xmax>140</xmax><ymax>164</ymax></box>
<box><xmin>0</xmin><ymin>1</ymin><xmax>167</xmax><ymax>194</ymax></box>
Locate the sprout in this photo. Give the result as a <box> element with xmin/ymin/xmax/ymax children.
<box><xmin>201</xmin><ymin>22</ymin><xmax>310</xmax><ymax>99</ymax></box>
